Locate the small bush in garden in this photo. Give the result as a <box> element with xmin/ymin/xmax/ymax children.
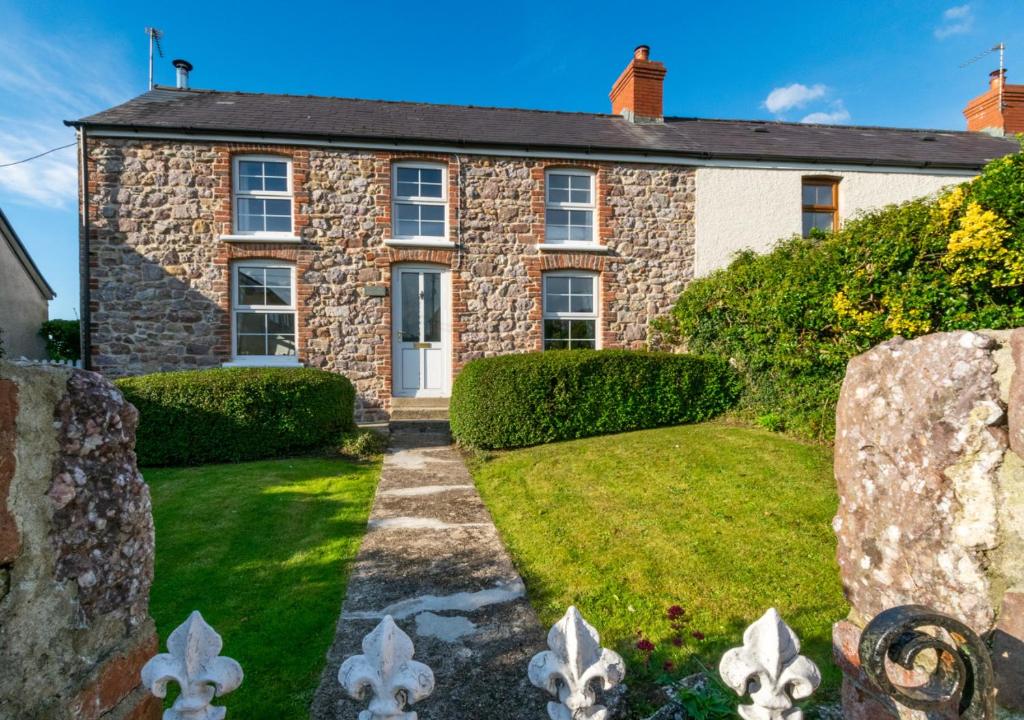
<box><xmin>654</xmin><ymin>148</ymin><xmax>1024</xmax><ymax>440</ymax></box>
<box><xmin>449</xmin><ymin>349</ymin><xmax>740</xmax><ymax>449</ymax></box>
<box><xmin>338</xmin><ymin>428</ymin><xmax>389</xmax><ymax>459</ymax></box>
<box><xmin>117</xmin><ymin>367</ymin><xmax>355</xmax><ymax>466</ymax></box>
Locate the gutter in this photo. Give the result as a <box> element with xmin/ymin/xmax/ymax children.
<box><xmin>62</xmin><ymin>122</ymin><xmax>991</xmax><ymax>176</ymax></box>
<box><xmin>78</xmin><ymin>126</ymin><xmax>91</xmax><ymax>370</ymax></box>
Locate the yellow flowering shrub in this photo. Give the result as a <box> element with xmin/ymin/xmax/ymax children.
<box><xmin>883</xmin><ymin>297</ymin><xmax>932</xmax><ymax>336</ymax></box>
<box><xmin>943</xmin><ymin>201</ymin><xmax>1022</xmax><ymax>287</ymax></box>
<box><xmin>934</xmin><ymin>185</ymin><xmax>966</xmax><ymax>227</ymax></box>
<box><xmin>832</xmin><ymin>291</ymin><xmax>879</xmax><ymax>327</ymax></box>
<box><xmin>660</xmin><ymin>148</ymin><xmax>1024</xmax><ymax>440</ymax></box>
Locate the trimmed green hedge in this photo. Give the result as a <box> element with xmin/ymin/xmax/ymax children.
<box><xmin>117</xmin><ymin>367</ymin><xmax>355</xmax><ymax>466</ymax></box>
<box><xmin>449</xmin><ymin>350</ymin><xmax>740</xmax><ymax>449</ymax></box>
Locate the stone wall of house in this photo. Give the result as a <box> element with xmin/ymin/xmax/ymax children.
<box><xmin>84</xmin><ymin>138</ymin><xmax>695</xmax><ymax>420</ymax></box>
<box><xmin>0</xmin><ymin>361</ymin><xmax>158</xmax><ymax>720</ymax></box>
<box><xmin>832</xmin><ymin>329</ymin><xmax>1024</xmax><ymax>718</ymax></box>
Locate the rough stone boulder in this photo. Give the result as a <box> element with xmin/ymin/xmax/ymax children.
<box><xmin>0</xmin><ymin>362</ymin><xmax>159</xmax><ymax>720</ymax></box>
<box><xmin>832</xmin><ymin>329</ymin><xmax>1024</xmax><ymax>717</ymax></box>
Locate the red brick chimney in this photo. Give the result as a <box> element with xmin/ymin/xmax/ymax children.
<box><xmin>963</xmin><ymin>68</ymin><xmax>1024</xmax><ymax>135</ymax></box>
<box><xmin>609</xmin><ymin>45</ymin><xmax>667</xmax><ymax>123</ymax></box>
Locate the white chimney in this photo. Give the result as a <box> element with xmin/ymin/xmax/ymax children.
<box><xmin>172</xmin><ymin>59</ymin><xmax>193</xmax><ymax>89</ymax></box>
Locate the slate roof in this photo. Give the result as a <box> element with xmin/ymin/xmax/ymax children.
<box><xmin>69</xmin><ymin>87</ymin><xmax>1019</xmax><ymax>170</ymax></box>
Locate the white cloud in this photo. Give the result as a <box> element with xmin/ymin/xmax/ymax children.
<box><xmin>0</xmin><ymin>17</ymin><xmax>133</xmax><ymax>208</ymax></box>
<box><xmin>935</xmin><ymin>4</ymin><xmax>974</xmax><ymax>39</ymax></box>
<box><xmin>763</xmin><ymin>83</ymin><xmax>828</xmax><ymax>113</ymax></box>
<box><xmin>800</xmin><ymin>105</ymin><xmax>852</xmax><ymax>125</ymax></box>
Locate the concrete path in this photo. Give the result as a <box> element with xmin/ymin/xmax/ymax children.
<box><xmin>310</xmin><ymin>423</ymin><xmax>548</xmax><ymax>719</ymax></box>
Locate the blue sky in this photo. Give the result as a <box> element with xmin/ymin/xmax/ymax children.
<box><xmin>1</xmin><ymin>0</ymin><xmax>1022</xmax><ymax>319</ymax></box>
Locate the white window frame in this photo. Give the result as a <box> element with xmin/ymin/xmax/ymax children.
<box><xmin>227</xmin><ymin>260</ymin><xmax>300</xmax><ymax>367</ymax></box>
<box><xmin>391</xmin><ymin>161</ymin><xmax>448</xmax><ymax>241</ymax></box>
<box><xmin>231</xmin><ymin>155</ymin><xmax>295</xmax><ymax>239</ymax></box>
<box><xmin>542</xmin><ymin>270</ymin><xmax>599</xmax><ymax>350</ymax></box>
<box><xmin>544</xmin><ymin>168</ymin><xmax>597</xmax><ymax>245</ymax></box>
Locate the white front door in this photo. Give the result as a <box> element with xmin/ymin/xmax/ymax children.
<box><xmin>392</xmin><ymin>266</ymin><xmax>450</xmax><ymax>398</ymax></box>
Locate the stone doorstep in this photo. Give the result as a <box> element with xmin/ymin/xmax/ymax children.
<box><xmin>388</xmin><ymin>420</ymin><xmax>452</xmax><ymax>439</ymax></box>
<box><xmin>391</xmin><ymin>397</ymin><xmax>451</xmax><ymax>410</ymax></box>
<box><xmin>390</xmin><ymin>397</ymin><xmax>451</xmax><ymax>422</ymax></box>
<box><xmin>390</xmin><ymin>408</ymin><xmax>451</xmax><ymax>421</ymax></box>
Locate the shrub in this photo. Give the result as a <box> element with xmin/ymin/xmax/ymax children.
<box><xmin>337</xmin><ymin>428</ymin><xmax>389</xmax><ymax>458</ymax></box>
<box><xmin>654</xmin><ymin>148</ymin><xmax>1024</xmax><ymax>440</ymax></box>
<box><xmin>449</xmin><ymin>350</ymin><xmax>740</xmax><ymax>449</ymax></box>
<box><xmin>117</xmin><ymin>367</ymin><xmax>355</xmax><ymax>466</ymax></box>
<box><xmin>39</xmin><ymin>319</ymin><xmax>80</xmax><ymax>361</ymax></box>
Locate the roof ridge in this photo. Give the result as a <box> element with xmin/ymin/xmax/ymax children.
<box><xmin>663</xmin><ymin>115</ymin><xmax>983</xmax><ymax>136</ymax></box>
<box><xmin>150</xmin><ymin>85</ymin><xmax>620</xmax><ymax>119</ymax></box>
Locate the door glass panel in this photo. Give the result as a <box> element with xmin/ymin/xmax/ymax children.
<box><xmin>423</xmin><ymin>273</ymin><xmax>441</xmax><ymax>342</ymax></box>
<box><xmin>400</xmin><ymin>272</ymin><xmax>420</xmax><ymax>342</ymax></box>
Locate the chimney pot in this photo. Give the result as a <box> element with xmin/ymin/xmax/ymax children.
<box><xmin>964</xmin><ymin>67</ymin><xmax>1022</xmax><ymax>135</ymax></box>
<box><xmin>609</xmin><ymin>45</ymin><xmax>667</xmax><ymax>123</ymax></box>
<box><xmin>172</xmin><ymin>59</ymin><xmax>193</xmax><ymax>90</ymax></box>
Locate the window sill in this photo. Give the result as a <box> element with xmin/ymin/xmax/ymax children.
<box><xmin>383</xmin><ymin>238</ymin><xmax>456</xmax><ymax>249</ymax></box>
<box><xmin>222</xmin><ymin>358</ymin><xmax>303</xmax><ymax>368</ymax></box>
<box><xmin>219</xmin><ymin>234</ymin><xmax>303</xmax><ymax>244</ymax></box>
<box><xmin>536</xmin><ymin>243</ymin><xmax>609</xmax><ymax>254</ymax></box>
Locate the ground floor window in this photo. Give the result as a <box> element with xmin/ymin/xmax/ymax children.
<box><xmin>543</xmin><ymin>271</ymin><xmax>597</xmax><ymax>350</ymax></box>
<box><xmin>232</xmin><ymin>261</ymin><xmax>297</xmax><ymax>363</ymax></box>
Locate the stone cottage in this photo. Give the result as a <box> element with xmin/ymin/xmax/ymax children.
<box><xmin>67</xmin><ymin>48</ymin><xmax>1020</xmax><ymax>420</ymax></box>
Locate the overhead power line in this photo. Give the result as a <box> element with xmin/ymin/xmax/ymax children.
<box><xmin>0</xmin><ymin>142</ymin><xmax>77</xmax><ymax>168</ymax></box>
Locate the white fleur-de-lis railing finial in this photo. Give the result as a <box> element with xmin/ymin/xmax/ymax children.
<box><xmin>141</xmin><ymin>611</ymin><xmax>244</xmax><ymax>720</ymax></box>
<box><xmin>339</xmin><ymin>615</ymin><xmax>435</xmax><ymax>720</ymax></box>
<box><xmin>719</xmin><ymin>608</ymin><xmax>820</xmax><ymax>720</ymax></box>
<box><xmin>528</xmin><ymin>606</ymin><xmax>626</xmax><ymax>720</ymax></box>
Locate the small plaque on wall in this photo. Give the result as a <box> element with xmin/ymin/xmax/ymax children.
<box><xmin>362</xmin><ymin>285</ymin><xmax>387</xmax><ymax>297</ymax></box>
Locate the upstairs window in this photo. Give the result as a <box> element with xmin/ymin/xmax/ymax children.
<box><xmin>232</xmin><ymin>262</ymin><xmax>297</xmax><ymax>364</ymax></box>
<box><xmin>234</xmin><ymin>156</ymin><xmax>293</xmax><ymax>236</ymax></box>
<box><xmin>545</xmin><ymin>169</ymin><xmax>595</xmax><ymax>244</ymax></box>
<box><xmin>802</xmin><ymin>178</ymin><xmax>838</xmax><ymax>236</ymax></box>
<box><xmin>543</xmin><ymin>272</ymin><xmax>597</xmax><ymax>350</ymax></box>
<box><xmin>393</xmin><ymin>163</ymin><xmax>447</xmax><ymax>239</ymax></box>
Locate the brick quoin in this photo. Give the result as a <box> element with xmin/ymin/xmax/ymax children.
<box><xmin>69</xmin><ymin>631</ymin><xmax>159</xmax><ymax>720</ymax></box>
<box><xmin>0</xmin><ymin>378</ymin><xmax>20</xmax><ymax>565</ymax></box>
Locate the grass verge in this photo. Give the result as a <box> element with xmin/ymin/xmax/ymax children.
<box><xmin>146</xmin><ymin>456</ymin><xmax>380</xmax><ymax>719</ymax></box>
<box><xmin>469</xmin><ymin>422</ymin><xmax>845</xmax><ymax>713</ymax></box>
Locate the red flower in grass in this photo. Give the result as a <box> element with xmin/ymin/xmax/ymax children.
<box><xmin>636</xmin><ymin>637</ymin><xmax>655</xmax><ymax>653</ymax></box>
<box><xmin>691</xmin><ymin>631</ymin><xmax>705</xmax><ymax>641</ymax></box>
<box><xmin>662</xmin><ymin>660</ymin><xmax>675</xmax><ymax>673</ymax></box>
<box><xmin>671</xmin><ymin>635</ymin><xmax>684</xmax><ymax>647</ymax></box>
<box><xmin>666</xmin><ymin>605</ymin><xmax>685</xmax><ymax>620</ymax></box>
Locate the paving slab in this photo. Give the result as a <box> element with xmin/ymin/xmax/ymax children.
<box><xmin>310</xmin><ymin>425</ymin><xmax>549</xmax><ymax>720</ymax></box>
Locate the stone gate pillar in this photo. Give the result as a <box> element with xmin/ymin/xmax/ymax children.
<box><xmin>832</xmin><ymin>329</ymin><xmax>1024</xmax><ymax>718</ymax></box>
<box><xmin>0</xmin><ymin>362</ymin><xmax>159</xmax><ymax>719</ymax></box>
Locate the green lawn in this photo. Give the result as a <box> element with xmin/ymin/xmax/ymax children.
<box><xmin>145</xmin><ymin>457</ymin><xmax>380</xmax><ymax>719</ymax></box>
<box><xmin>470</xmin><ymin>422</ymin><xmax>846</xmax><ymax>709</ymax></box>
